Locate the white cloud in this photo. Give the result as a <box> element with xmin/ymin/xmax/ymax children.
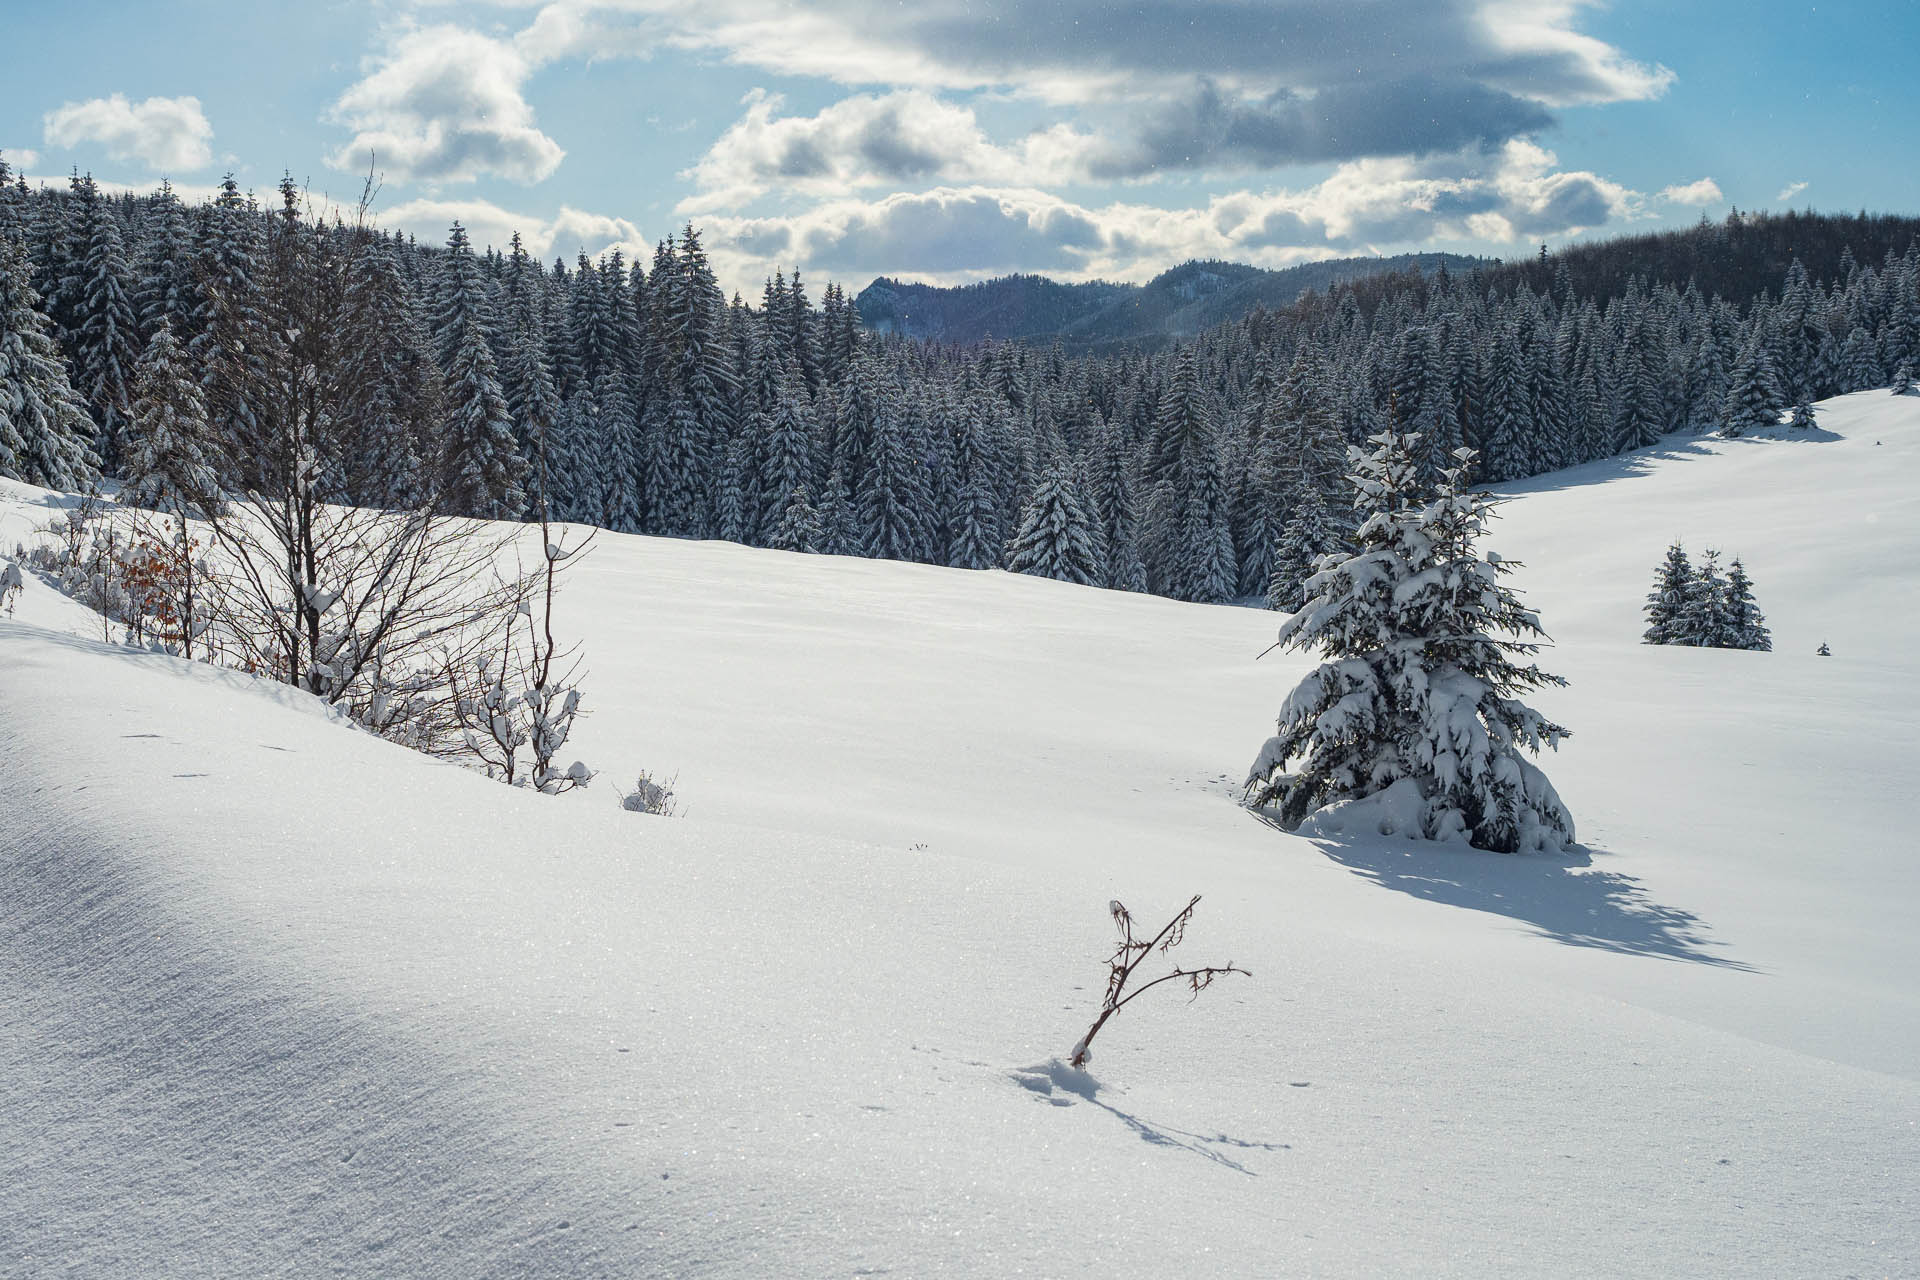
<box><xmin>1777</xmin><ymin>180</ymin><xmax>1809</xmax><ymax>202</ymax></box>
<box><xmin>42</xmin><ymin>94</ymin><xmax>214</xmax><ymax>172</ymax></box>
<box><xmin>696</xmin><ymin>142</ymin><xmax>1636</xmax><ymax>292</ymax></box>
<box><xmin>513</xmin><ymin>1</ymin><xmax>1672</xmax><ymax>112</ymax></box>
<box><xmin>1474</xmin><ymin>1</ymin><xmax>1675</xmax><ymax>106</ymax></box>
<box><xmin>1658</xmin><ymin>178</ymin><xmax>1723</xmax><ymax>207</ymax></box>
<box><xmin>327</xmin><ymin>26</ymin><xmax>564</xmax><ymax>186</ymax></box>
<box><xmin>379</xmin><ymin>196</ymin><xmax>644</xmax><ymax>264</ymax></box>
<box><xmin>2</xmin><ymin>147</ymin><xmax>39</xmax><ymax>170</ymax></box>
<box><xmin>681</xmin><ymin>90</ymin><xmax>1097</xmax><ymax>210</ymax></box>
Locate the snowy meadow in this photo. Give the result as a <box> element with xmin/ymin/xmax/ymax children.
<box><xmin>3</xmin><ymin>389</ymin><xmax>1917</xmax><ymax>1276</ymax></box>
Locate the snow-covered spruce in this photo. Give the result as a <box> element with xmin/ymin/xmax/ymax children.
<box><xmin>1643</xmin><ymin>541</ymin><xmax>1694</xmax><ymax>645</ymax></box>
<box><xmin>1006</xmin><ymin>459</ymin><xmax>1103</xmax><ymax>586</ymax></box>
<box><xmin>1646</xmin><ymin>545</ymin><xmax>1771</xmax><ymax>651</ymax></box>
<box><xmin>1244</xmin><ymin>431</ymin><xmax>1573</xmax><ymax>853</ymax></box>
<box><xmin>0</xmin><ymin>233</ymin><xmax>97</xmax><ymax>490</ymax></box>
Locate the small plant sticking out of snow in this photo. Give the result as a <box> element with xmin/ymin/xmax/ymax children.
<box><xmin>0</xmin><ymin>559</ymin><xmax>21</xmax><ymax>615</ymax></box>
<box><xmin>621</xmin><ymin>770</ymin><xmax>679</xmax><ymax>817</ymax></box>
<box><xmin>1817</xmin><ymin>642</ymin><xmax>1832</xmax><ymax>656</ymax></box>
<box><xmin>1067</xmin><ymin>896</ymin><xmax>1249</xmax><ymax>1071</ymax></box>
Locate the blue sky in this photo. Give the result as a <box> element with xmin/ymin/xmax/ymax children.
<box><xmin>4</xmin><ymin>0</ymin><xmax>1915</xmax><ymax>296</ymax></box>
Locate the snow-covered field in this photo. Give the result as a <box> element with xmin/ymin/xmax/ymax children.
<box><xmin>3</xmin><ymin>391</ymin><xmax>1917</xmax><ymax>1277</ymax></box>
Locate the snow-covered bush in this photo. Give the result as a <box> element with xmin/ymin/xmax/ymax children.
<box><xmin>1067</xmin><ymin>896</ymin><xmax>1248</xmax><ymax>1071</ymax></box>
<box><xmin>25</xmin><ymin>494</ymin><xmax>209</xmax><ymax>651</ymax></box>
<box><xmin>0</xmin><ymin>559</ymin><xmax>20</xmax><ymax>615</ymax></box>
<box><xmin>1244</xmin><ymin>431</ymin><xmax>1574</xmax><ymax>854</ymax></box>
<box><xmin>444</xmin><ymin>512</ymin><xmax>595</xmax><ymax>794</ymax></box>
<box><xmin>621</xmin><ymin>770</ymin><xmax>679</xmax><ymax>817</ymax></box>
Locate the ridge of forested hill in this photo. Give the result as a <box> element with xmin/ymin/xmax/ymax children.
<box><xmin>3</xmin><ymin>160</ymin><xmax>1917</xmax><ymax>615</ymax></box>
<box><xmin>855</xmin><ymin>253</ymin><xmax>1488</xmax><ymax>349</ymax></box>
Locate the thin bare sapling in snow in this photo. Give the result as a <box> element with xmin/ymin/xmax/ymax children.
<box><xmin>446</xmin><ymin>506</ymin><xmax>595</xmax><ymax>793</ymax></box>
<box><xmin>1068</xmin><ymin>896</ymin><xmax>1250</xmax><ymax>1070</ymax></box>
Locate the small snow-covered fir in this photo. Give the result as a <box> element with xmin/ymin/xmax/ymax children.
<box><xmin>1245</xmin><ymin>431</ymin><xmax>1573</xmax><ymax>854</ymax></box>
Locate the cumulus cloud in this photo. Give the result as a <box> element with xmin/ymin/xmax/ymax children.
<box><xmin>1087</xmin><ymin>77</ymin><xmax>1555</xmax><ymax>177</ymax></box>
<box><xmin>42</xmin><ymin>94</ymin><xmax>214</xmax><ymax>172</ymax></box>
<box><xmin>1777</xmin><ymin>180</ymin><xmax>1809</xmax><ymax>202</ymax></box>
<box><xmin>327</xmin><ymin>26</ymin><xmax>564</xmax><ymax>185</ymax></box>
<box><xmin>516</xmin><ymin>0</ymin><xmax>1670</xmax><ymax>111</ymax></box>
<box><xmin>682</xmin><ymin>90</ymin><xmax>1098</xmax><ymax>208</ymax></box>
<box><xmin>380</xmin><ymin>196</ymin><xmax>643</xmax><ymax>263</ymax></box>
<box><xmin>697</xmin><ymin>141</ymin><xmax>1635</xmax><ymax>291</ymax></box>
<box><xmin>1658</xmin><ymin>178</ymin><xmax>1723</xmax><ymax>207</ymax></box>
<box><xmin>2</xmin><ymin>147</ymin><xmax>40</xmax><ymax>170</ymax></box>
<box><xmin>683</xmin><ymin>75</ymin><xmax>1566</xmax><ymax>205</ymax></box>
<box><xmin>569</xmin><ymin>0</ymin><xmax>1671</xmax><ymax>198</ymax></box>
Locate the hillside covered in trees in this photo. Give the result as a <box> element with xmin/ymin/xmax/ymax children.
<box><xmin>855</xmin><ymin>253</ymin><xmax>1487</xmax><ymax>349</ymax></box>
<box><xmin>2</xmin><ymin>154</ymin><xmax>1917</xmax><ymax>612</ymax></box>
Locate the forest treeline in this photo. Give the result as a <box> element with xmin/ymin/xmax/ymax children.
<box><xmin>2</xmin><ymin>155</ymin><xmax>1916</xmax><ymax>606</ymax></box>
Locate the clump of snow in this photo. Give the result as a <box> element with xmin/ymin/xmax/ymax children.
<box><xmin>1296</xmin><ymin>777</ymin><xmax>1436</xmax><ymax>842</ymax></box>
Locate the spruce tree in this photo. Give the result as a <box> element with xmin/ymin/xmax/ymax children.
<box><xmin>594</xmin><ymin>371</ymin><xmax>642</xmax><ymax>532</ymax></box>
<box><xmin>1892</xmin><ymin>362</ymin><xmax>1915</xmax><ymax>396</ymax></box>
<box><xmin>756</xmin><ymin>368</ymin><xmax>811</xmax><ymax>541</ymax></box>
<box><xmin>859</xmin><ymin>402</ymin><xmax>932</xmax><ymax>562</ymax></box>
<box><xmin>651</xmin><ymin>394</ymin><xmax>710</xmax><ymax>536</ymax></box>
<box><xmin>1246</xmin><ymin>435</ymin><xmax>1574</xmax><ymax>853</ymax></box>
<box><xmin>431</xmin><ymin>223</ymin><xmax>525</xmax><ymax>517</ymax></box>
<box><xmin>1722</xmin><ymin>334</ymin><xmax>1783</xmax><ymax>436</ymax></box>
<box><xmin>815</xmin><ymin>469</ymin><xmax>859</xmax><ymax>555</ymax></box>
<box><xmin>1642</xmin><ymin>541</ymin><xmax>1693</xmax><ymax>644</ymax></box>
<box><xmin>1147</xmin><ymin>346</ymin><xmax>1235</xmax><ymax>602</ymax></box>
<box><xmin>1722</xmin><ymin>558</ymin><xmax>1771</xmax><ymax>652</ymax></box>
<box><xmin>767</xmin><ymin>484</ymin><xmax>821</xmax><ymax>553</ymax></box>
<box><xmin>0</xmin><ymin>234</ymin><xmax>98</xmax><ymax>488</ymax></box>
<box><xmin>121</xmin><ymin>321</ymin><xmax>218</xmax><ymax>512</ymax></box>
<box><xmin>714</xmin><ymin>432</ymin><xmax>752</xmax><ymax>543</ymax></box>
<box><xmin>335</xmin><ymin>233</ymin><xmax>440</xmax><ymax>505</ymax></box>
<box><xmin>67</xmin><ymin>174</ymin><xmax>141</xmax><ymax>467</ymax></box>
<box><xmin>548</xmin><ymin>384</ymin><xmax>604</xmax><ymax>525</ymax></box>
<box><xmin>134</xmin><ymin>181</ymin><xmax>198</xmax><ymax>343</ymax></box>
<box><xmin>1265</xmin><ymin>480</ymin><xmax>1341</xmax><ymax>612</ymax></box>
<box><xmin>948</xmin><ymin>473</ymin><xmax>1004</xmax><ymax>570</ymax></box>
<box><xmin>1005</xmin><ymin>460</ymin><xmax>1102</xmax><ymax>586</ymax></box>
<box><xmin>1677</xmin><ymin>548</ymin><xmax>1731</xmax><ymax>646</ymax></box>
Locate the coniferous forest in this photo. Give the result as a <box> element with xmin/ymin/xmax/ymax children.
<box><xmin>4</xmin><ymin>156</ymin><xmax>1919</xmax><ymax>609</ymax></box>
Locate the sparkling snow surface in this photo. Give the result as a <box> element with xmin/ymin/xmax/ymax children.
<box><xmin>3</xmin><ymin>391</ymin><xmax>1917</xmax><ymax>1276</ymax></box>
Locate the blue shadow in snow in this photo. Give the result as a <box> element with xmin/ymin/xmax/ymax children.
<box><xmin>1263</xmin><ymin>816</ymin><xmax>1753</xmax><ymax>970</ymax></box>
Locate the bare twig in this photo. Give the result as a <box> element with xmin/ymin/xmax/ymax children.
<box><xmin>1068</xmin><ymin>895</ymin><xmax>1250</xmax><ymax>1070</ymax></box>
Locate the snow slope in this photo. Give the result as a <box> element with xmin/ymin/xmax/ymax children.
<box><xmin>3</xmin><ymin>391</ymin><xmax>1917</xmax><ymax>1277</ymax></box>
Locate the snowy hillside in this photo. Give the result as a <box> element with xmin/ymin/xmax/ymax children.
<box><xmin>3</xmin><ymin>391</ymin><xmax>1918</xmax><ymax>1277</ymax></box>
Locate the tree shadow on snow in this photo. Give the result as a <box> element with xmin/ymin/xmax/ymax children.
<box><xmin>1266</xmin><ymin>818</ymin><xmax>1753</xmax><ymax>970</ymax></box>
<box><xmin>1493</xmin><ymin>433</ymin><xmax>1721</xmax><ymax>497</ymax></box>
<box><xmin>1009</xmin><ymin>1060</ymin><xmax>1287</xmax><ymax>1176</ymax></box>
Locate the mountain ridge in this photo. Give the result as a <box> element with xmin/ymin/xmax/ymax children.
<box><xmin>855</xmin><ymin>252</ymin><xmax>1492</xmax><ymax>349</ymax></box>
